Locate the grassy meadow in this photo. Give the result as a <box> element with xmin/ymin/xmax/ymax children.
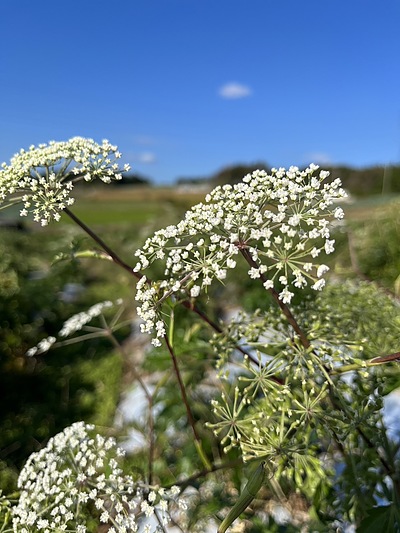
<box><xmin>62</xmin><ymin>185</ymin><xmax>400</xmax><ymax>228</ymax></box>
<box><xmin>59</xmin><ymin>185</ymin><xmax>210</xmax><ymax>227</ymax></box>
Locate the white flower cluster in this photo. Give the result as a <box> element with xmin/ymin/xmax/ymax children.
<box><xmin>133</xmin><ymin>165</ymin><xmax>347</xmax><ymax>346</ymax></box>
<box><xmin>25</xmin><ymin>335</ymin><xmax>57</xmax><ymax>357</ymax></box>
<box><xmin>12</xmin><ymin>422</ymin><xmax>182</xmax><ymax>532</ymax></box>
<box><xmin>59</xmin><ymin>299</ymin><xmax>120</xmax><ymax>337</ymax></box>
<box><xmin>0</xmin><ymin>137</ymin><xmax>130</xmax><ymax>226</ymax></box>
<box><xmin>26</xmin><ymin>299</ymin><xmax>122</xmax><ymax>356</ymax></box>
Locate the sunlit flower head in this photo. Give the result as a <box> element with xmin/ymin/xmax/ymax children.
<box><xmin>133</xmin><ymin>165</ymin><xmax>347</xmax><ymax>346</ymax></box>
<box><xmin>0</xmin><ymin>137</ymin><xmax>130</xmax><ymax>226</ymax></box>
<box><xmin>12</xmin><ymin>422</ymin><xmax>182</xmax><ymax>532</ymax></box>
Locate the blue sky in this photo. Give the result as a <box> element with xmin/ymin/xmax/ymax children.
<box><xmin>1</xmin><ymin>0</ymin><xmax>399</xmax><ymax>184</ymax></box>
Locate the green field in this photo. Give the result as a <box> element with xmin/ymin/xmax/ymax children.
<box><xmin>0</xmin><ymin>186</ymin><xmax>210</xmax><ymax>228</ymax></box>
<box><xmin>1</xmin><ymin>183</ymin><xmax>398</xmax><ymax>229</ymax></box>
<box><xmin>66</xmin><ymin>187</ymin><xmax>400</xmax><ymax>226</ymax></box>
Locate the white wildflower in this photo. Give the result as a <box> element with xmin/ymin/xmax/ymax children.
<box><xmin>325</xmin><ymin>239</ymin><xmax>335</xmax><ymax>254</ymax></box>
<box><xmin>263</xmin><ymin>280</ymin><xmax>274</xmax><ymax>290</ymax></box>
<box><xmin>312</xmin><ymin>279</ymin><xmax>326</xmax><ymax>291</ymax></box>
<box><xmin>133</xmin><ymin>165</ymin><xmax>346</xmax><ymax>344</ymax></box>
<box><xmin>12</xmin><ymin>422</ymin><xmax>182</xmax><ymax>532</ymax></box>
<box><xmin>248</xmin><ymin>267</ymin><xmax>261</xmax><ymax>279</ymax></box>
<box><xmin>334</xmin><ymin>206</ymin><xmax>345</xmax><ymax>219</ymax></box>
<box><xmin>317</xmin><ymin>264</ymin><xmax>329</xmax><ymax>278</ymax></box>
<box><xmin>0</xmin><ymin>137</ymin><xmax>129</xmax><ymax>225</ymax></box>
<box><xmin>59</xmin><ymin>300</ymin><xmax>116</xmax><ymax>337</ymax></box>
<box><xmin>279</xmin><ymin>287</ymin><xmax>294</xmax><ymax>304</ymax></box>
<box><xmin>26</xmin><ymin>300</ymin><xmax>123</xmax><ymax>357</ymax></box>
<box><xmin>190</xmin><ymin>285</ymin><xmax>201</xmax><ymax>297</ymax></box>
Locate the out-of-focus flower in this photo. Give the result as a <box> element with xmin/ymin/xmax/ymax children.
<box><xmin>0</xmin><ymin>137</ymin><xmax>130</xmax><ymax>226</ymax></box>
<box><xmin>12</xmin><ymin>422</ymin><xmax>183</xmax><ymax>532</ymax></box>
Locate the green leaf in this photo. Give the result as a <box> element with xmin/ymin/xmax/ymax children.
<box><xmin>357</xmin><ymin>505</ymin><xmax>398</xmax><ymax>533</ymax></box>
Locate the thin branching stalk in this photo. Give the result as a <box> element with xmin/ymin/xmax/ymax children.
<box><xmin>64</xmin><ymin>207</ymin><xmax>140</xmax><ymax>278</ymax></box>
<box><xmin>64</xmin><ymin>206</ymin><xmax>400</xmax><ymax>497</ymax></box>
<box><xmin>166</xmin><ymin>457</ymin><xmax>245</xmax><ymax>490</ymax></box>
<box><xmin>106</xmin><ymin>329</ymin><xmax>156</xmax><ymax>485</ymax></box>
<box><xmin>163</xmin><ymin>335</ymin><xmax>211</xmax><ymax>470</ymax></box>
<box><xmin>64</xmin><ymin>208</ymin><xmax>274</xmax><ymax>371</ymax></box>
<box><xmin>239</xmin><ymin>247</ymin><xmax>310</xmax><ymax>348</ymax></box>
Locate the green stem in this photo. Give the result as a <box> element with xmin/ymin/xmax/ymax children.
<box><xmin>64</xmin><ymin>207</ymin><xmax>139</xmax><ymax>279</ymax></box>
<box><xmin>330</xmin><ymin>352</ymin><xmax>400</xmax><ymax>375</ymax></box>
<box><xmin>164</xmin><ymin>335</ymin><xmax>211</xmax><ymax>471</ymax></box>
<box><xmin>64</xmin><ymin>207</ymin><xmax>274</xmax><ymax>374</ymax></box>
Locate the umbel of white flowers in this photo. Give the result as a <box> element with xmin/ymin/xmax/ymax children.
<box><xmin>0</xmin><ymin>137</ymin><xmax>130</xmax><ymax>226</ymax></box>
<box><xmin>25</xmin><ymin>299</ymin><xmax>125</xmax><ymax>357</ymax></box>
<box><xmin>12</xmin><ymin>422</ymin><xmax>183</xmax><ymax>532</ymax></box>
<box><xmin>133</xmin><ymin>165</ymin><xmax>347</xmax><ymax>346</ymax></box>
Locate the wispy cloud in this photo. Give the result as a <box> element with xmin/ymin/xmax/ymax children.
<box><xmin>137</xmin><ymin>152</ymin><xmax>156</xmax><ymax>164</ymax></box>
<box><xmin>304</xmin><ymin>152</ymin><xmax>332</xmax><ymax>165</ymax></box>
<box><xmin>218</xmin><ymin>82</ymin><xmax>252</xmax><ymax>99</ymax></box>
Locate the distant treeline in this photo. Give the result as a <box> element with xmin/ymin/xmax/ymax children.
<box><xmin>118</xmin><ymin>164</ymin><xmax>400</xmax><ymax>197</ymax></box>
<box><xmin>178</xmin><ymin>163</ymin><xmax>400</xmax><ymax>197</ymax></box>
<box><xmin>113</xmin><ymin>173</ymin><xmax>150</xmax><ymax>186</ymax></box>
<box><xmin>323</xmin><ymin>164</ymin><xmax>400</xmax><ymax>196</ymax></box>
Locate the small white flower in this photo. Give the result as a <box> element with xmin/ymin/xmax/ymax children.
<box><xmin>248</xmin><ymin>267</ymin><xmax>261</xmax><ymax>279</ymax></box>
<box><xmin>190</xmin><ymin>285</ymin><xmax>201</xmax><ymax>297</ymax></box>
<box><xmin>288</xmin><ymin>214</ymin><xmax>301</xmax><ymax>226</ymax></box>
<box><xmin>141</xmin><ymin>500</ymin><xmax>155</xmax><ymax>517</ymax></box>
<box><xmin>311</xmin><ymin>247</ymin><xmax>320</xmax><ymax>258</ymax></box>
<box><xmin>263</xmin><ymin>280</ymin><xmax>274</xmax><ymax>290</ymax></box>
<box><xmin>279</xmin><ymin>287</ymin><xmax>294</xmax><ymax>304</ymax></box>
<box><xmin>317</xmin><ymin>264</ymin><xmax>329</xmax><ymax>278</ymax></box>
<box><xmin>312</xmin><ymin>279</ymin><xmax>326</xmax><ymax>291</ymax></box>
<box><xmin>170</xmin><ymin>485</ymin><xmax>180</xmax><ymax>496</ymax></box>
<box><xmin>325</xmin><ymin>239</ymin><xmax>335</xmax><ymax>254</ymax></box>
<box><xmin>227</xmin><ymin>258</ymin><xmax>236</xmax><ymax>269</ymax></box>
<box><xmin>334</xmin><ymin>207</ymin><xmax>345</xmax><ymax>219</ymax></box>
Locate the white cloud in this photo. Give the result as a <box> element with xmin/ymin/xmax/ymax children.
<box><xmin>218</xmin><ymin>82</ymin><xmax>252</xmax><ymax>99</ymax></box>
<box><xmin>137</xmin><ymin>152</ymin><xmax>156</xmax><ymax>164</ymax></box>
<box><xmin>304</xmin><ymin>152</ymin><xmax>332</xmax><ymax>165</ymax></box>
